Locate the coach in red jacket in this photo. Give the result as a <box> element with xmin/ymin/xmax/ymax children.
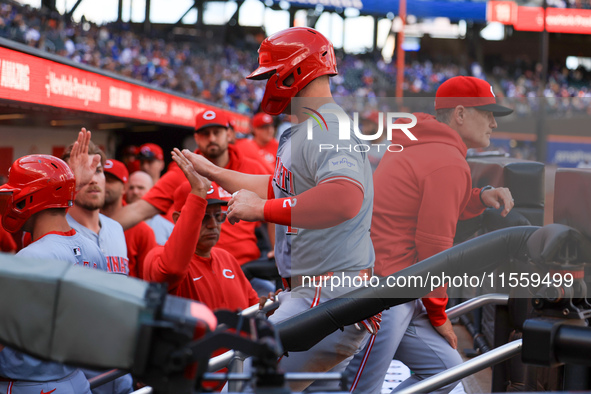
<box><xmin>347</xmin><ymin>76</ymin><xmax>516</xmax><ymax>394</ymax></box>
<box><xmin>143</xmin><ymin>150</ymin><xmax>259</xmax><ymax>311</ymax></box>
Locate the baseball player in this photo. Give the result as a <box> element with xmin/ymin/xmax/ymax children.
<box><xmin>180</xmin><ymin>27</ymin><xmax>378</xmax><ymax>391</ymax></box>
<box><xmin>101</xmin><ymin>159</ymin><xmax>157</xmax><ymax>279</ymax></box>
<box><xmin>126</xmin><ymin>171</ymin><xmax>174</xmax><ymax>246</ymax></box>
<box><xmin>345</xmin><ymin>76</ymin><xmax>515</xmax><ymax>393</ymax></box>
<box><xmin>61</xmin><ymin>143</ymin><xmax>133</xmax><ymax>394</ymax></box>
<box><xmin>0</xmin><ymin>133</ymin><xmax>108</xmax><ymax>393</ymax></box>
<box><xmin>61</xmin><ymin>142</ymin><xmax>129</xmax><ymax>276</ymax></box>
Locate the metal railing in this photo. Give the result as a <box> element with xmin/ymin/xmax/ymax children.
<box><xmin>446</xmin><ymin>293</ymin><xmax>509</xmax><ymax>320</ymax></box>
<box><xmin>396</xmin><ymin>340</ymin><xmax>523</xmax><ymax>394</ymax></box>
<box><xmin>111</xmin><ymin>296</ymin><xmax>513</xmax><ymax>393</ymax></box>
<box><xmin>88</xmin><ymin>369</ymin><xmax>129</xmax><ymax>389</ymax></box>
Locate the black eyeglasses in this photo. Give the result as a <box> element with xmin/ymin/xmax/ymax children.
<box><xmin>202</xmin><ymin>212</ymin><xmax>227</xmax><ymax>224</ymax></box>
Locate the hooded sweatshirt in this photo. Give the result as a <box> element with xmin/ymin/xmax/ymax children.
<box><xmin>372</xmin><ymin>113</ymin><xmax>485</xmax><ymax>326</ymax></box>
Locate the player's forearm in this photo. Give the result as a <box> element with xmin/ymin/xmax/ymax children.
<box><xmin>264</xmin><ymin>178</ymin><xmax>363</xmax><ymax>229</ymax></box>
<box><xmin>112</xmin><ymin>200</ymin><xmax>159</xmax><ymax>231</ymax></box>
<box><xmin>209</xmin><ymin>166</ymin><xmax>270</xmax><ymax>199</ymax></box>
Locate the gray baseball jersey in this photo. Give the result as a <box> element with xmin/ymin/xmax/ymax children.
<box><xmin>65</xmin><ymin>214</ymin><xmax>134</xmax><ymax>393</ymax></box>
<box><xmin>0</xmin><ymin>230</ymin><xmax>107</xmax><ymax>389</ymax></box>
<box><xmin>272</xmin><ymin>103</ymin><xmax>374</xmax><ymax>277</ymax></box>
<box><xmin>67</xmin><ymin>213</ymin><xmax>129</xmax><ymax>275</ymax></box>
<box><xmin>145</xmin><ymin>214</ymin><xmax>174</xmax><ymax>246</ymax></box>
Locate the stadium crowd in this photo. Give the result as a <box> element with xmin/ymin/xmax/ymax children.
<box><xmin>2</xmin><ymin>0</ymin><xmax>591</xmax><ymax>116</ymax></box>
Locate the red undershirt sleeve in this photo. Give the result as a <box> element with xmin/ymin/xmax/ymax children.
<box><xmin>263</xmin><ymin>177</ymin><xmax>364</xmax><ymax>229</ymax></box>
<box><xmin>459</xmin><ymin>187</ymin><xmax>487</xmax><ymax>220</ymax></box>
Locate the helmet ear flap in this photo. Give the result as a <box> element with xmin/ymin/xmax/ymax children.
<box><xmin>261</xmin><ymin>73</ymin><xmax>299</xmax><ymax>116</ymax></box>
<box><xmin>0</xmin><ymin>194</ymin><xmax>31</xmax><ymax>233</ymax></box>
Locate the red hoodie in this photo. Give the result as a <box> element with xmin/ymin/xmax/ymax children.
<box><xmin>372</xmin><ymin>113</ymin><xmax>485</xmax><ymax>326</ymax></box>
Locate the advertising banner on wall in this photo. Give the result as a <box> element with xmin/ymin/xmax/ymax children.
<box><xmin>0</xmin><ymin>46</ymin><xmax>250</xmax><ymax>132</ymax></box>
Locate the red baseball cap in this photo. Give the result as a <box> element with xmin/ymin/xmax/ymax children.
<box><xmin>252</xmin><ymin>112</ymin><xmax>274</xmax><ymax>128</ymax></box>
<box><xmin>173</xmin><ymin>181</ymin><xmax>229</xmax><ymax>212</ymax></box>
<box><xmin>137</xmin><ymin>143</ymin><xmax>164</xmax><ymax>161</ymax></box>
<box><xmin>195</xmin><ymin>109</ymin><xmax>231</xmax><ymax>133</ymax></box>
<box><xmin>104</xmin><ymin>159</ymin><xmax>129</xmax><ymax>183</ymax></box>
<box><xmin>435</xmin><ymin>76</ymin><xmax>513</xmax><ymax>117</ymax></box>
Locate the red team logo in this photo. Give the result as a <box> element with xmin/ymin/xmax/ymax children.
<box><xmin>273</xmin><ymin>157</ymin><xmax>295</xmax><ymax>196</ymax></box>
<box><xmin>273</xmin><ymin>157</ymin><xmax>299</xmax><ymax>234</ymax></box>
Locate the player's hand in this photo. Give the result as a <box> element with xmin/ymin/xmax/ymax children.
<box><xmin>181</xmin><ymin>149</ymin><xmax>217</xmax><ymax>179</ymax></box>
<box><xmin>355</xmin><ymin>312</ymin><xmax>382</xmax><ymax>335</ymax></box>
<box><xmin>433</xmin><ymin>318</ymin><xmax>458</xmax><ymax>349</ymax></box>
<box><xmin>172</xmin><ymin>148</ymin><xmax>211</xmax><ymax>198</ymax></box>
<box><xmin>481</xmin><ymin>186</ymin><xmax>514</xmax><ymax>217</ymax></box>
<box><xmin>227</xmin><ymin>189</ymin><xmax>265</xmax><ymax>224</ymax></box>
<box><xmin>69</xmin><ymin>128</ymin><xmax>101</xmax><ymax>191</ymax></box>
<box><xmin>259</xmin><ymin>289</ymin><xmax>282</xmax><ymax>317</ymax></box>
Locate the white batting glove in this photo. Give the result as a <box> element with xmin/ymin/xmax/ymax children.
<box><xmin>354</xmin><ymin>312</ymin><xmax>382</xmax><ymax>335</ymax></box>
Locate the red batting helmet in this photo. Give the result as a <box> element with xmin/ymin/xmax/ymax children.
<box><xmin>247</xmin><ymin>27</ymin><xmax>337</xmax><ymax>116</ymax></box>
<box><xmin>0</xmin><ymin>155</ymin><xmax>76</xmax><ymax>233</ymax></box>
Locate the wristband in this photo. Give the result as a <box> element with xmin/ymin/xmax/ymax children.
<box><xmin>264</xmin><ymin>197</ymin><xmax>293</xmax><ymax>226</ymax></box>
<box><xmin>479</xmin><ymin>185</ymin><xmax>494</xmax><ymax>208</ymax></box>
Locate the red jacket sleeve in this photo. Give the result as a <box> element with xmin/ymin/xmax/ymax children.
<box><xmin>459</xmin><ymin>187</ymin><xmax>487</xmax><ymax>220</ymax></box>
<box><xmin>416</xmin><ymin>165</ymin><xmax>473</xmax><ymax>326</ymax></box>
<box><xmin>143</xmin><ymin>194</ymin><xmax>207</xmax><ymax>289</ymax></box>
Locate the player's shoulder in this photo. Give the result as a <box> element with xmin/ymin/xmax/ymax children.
<box><xmin>99</xmin><ymin>213</ymin><xmax>125</xmax><ymax>235</ymax></box>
